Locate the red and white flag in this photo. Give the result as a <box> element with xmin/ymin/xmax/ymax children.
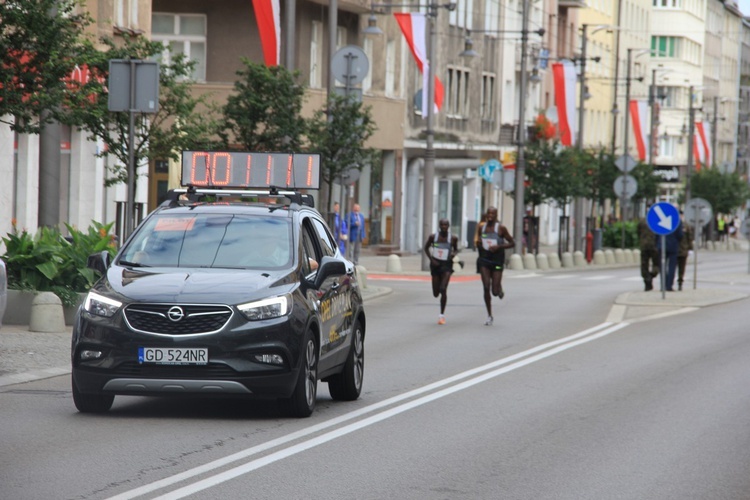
<box><xmin>629</xmin><ymin>100</ymin><xmax>649</xmax><ymax>161</ymax></box>
<box><xmin>694</xmin><ymin>121</ymin><xmax>711</xmax><ymax>170</ymax></box>
<box><xmin>552</xmin><ymin>60</ymin><xmax>577</xmax><ymax>146</ymax></box>
<box><xmin>394</xmin><ymin>12</ymin><xmax>444</xmax><ymax>115</ymax></box>
<box><xmin>252</xmin><ymin>0</ymin><xmax>280</xmax><ymax>66</ymax></box>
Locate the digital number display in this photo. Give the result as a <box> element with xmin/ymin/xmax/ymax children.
<box><xmin>181</xmin><ymin>151</ymin><xmax>321</xmax><ymax>190</ymax></box>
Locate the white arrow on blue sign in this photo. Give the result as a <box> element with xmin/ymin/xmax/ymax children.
<box><xmin>479</xmin><ymin>159</ymin><xmax>502</xmax><ymax>182</ymax></box>
<box><xmin>647</xmin><ymin>202</ymin><xmax>680</xmax><ymax>235</ymax></box>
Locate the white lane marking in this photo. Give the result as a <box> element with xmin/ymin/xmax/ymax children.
<box><xmin>108</xmin><ymin>322</ymin><xmax>625</xmax><ymax>500</ymax></box>
<box><xmin>543</xmin><ymin>274</ymin><xmax>575</xmax><ymax>280</ymax></box>
<box><xmin>582</xmin><ymin>275</ymin><xmax>614</xmax><ymax>281</ymax></box>
<box><xmin>627</xmin><ymin>307</ymin><xmax>698</xmax><ymax>324</ymax></box>
<box><xmin>152</xmin><ymin>322</ymin><xmax>630</xmax><ymax>500</ymax></box>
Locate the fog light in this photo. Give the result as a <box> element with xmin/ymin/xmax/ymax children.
<box><xmin>80</xmin><ymin>350</ymin><xmax>103</xmax><ymax>360</ymax></box>
<box><xmin>254</xmin><ymin>354</ymin><xmax>284</xmax><ymax>365</ymax></box>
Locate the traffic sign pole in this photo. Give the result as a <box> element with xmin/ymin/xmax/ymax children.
<box><xmin>646</xmin><ymin>202</ymin><xmax>681</xmax><ymax>298</ymax></box>
<box><xmin>660</xmin><ymin>235</ymin><xmax>666</xmax><ymax>300</ymax></box>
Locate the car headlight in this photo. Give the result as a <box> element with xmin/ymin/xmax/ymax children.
<box><xmin>84</xmin><ymin>291</ymin><xmax>122</xmax><ymax>318</ymax></box>
<box><xmin>238</xmin><ymin>294</ymin><xmax>291</xmax><ymax>321</ymax></box>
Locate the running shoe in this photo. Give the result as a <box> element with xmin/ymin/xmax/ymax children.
<box><xmin>438</xmin><ymin>315</ymin><xmax>446</xmax><ymax>325</ymax></box>
<box><xmin>484</xmin><ymin>316</ymin><xmax>493</xmax><ymax>326</ymax></box>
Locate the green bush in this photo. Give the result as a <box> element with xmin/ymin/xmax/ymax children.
<box><xmin>1</xmin><ymin>221</ymin><xmax>117</xmax><ymax>306</ymax></box>
<box><xmin>602</xmin><ymin>220</ymin><xmax>638</xmax><ymax>249</ymax></box>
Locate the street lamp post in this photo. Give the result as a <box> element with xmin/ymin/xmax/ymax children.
<box><xmin>686</xmin><ymin>85</ymin><xmax>696</xmax><ymax>204</ymax></box>
<box><xmin>364</xmin><ymin>2</ymin><xmax>455</xmax><ymax>270</ymax></box>
<box><xmin>513</xmin><ymin>0</ymin><xmax>530</xmax><ymax>256</ymax></box>
<box><xmin>620</xmin><ymin>48</ymin><xmax>650</xmax><ymax>247</ymax></box>
<box><xmin>574</xmin><ymin>24</ymin><xmax>608</xmax><ymax>252</ymax></box>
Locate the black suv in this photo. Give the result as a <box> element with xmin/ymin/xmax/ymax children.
<box><xmin>71</xmin><ymin>185</ymin><xmax>365</xmax><ymax>418</ymax></box>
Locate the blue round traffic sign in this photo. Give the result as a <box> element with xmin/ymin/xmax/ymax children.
<box><xmin>647</xmin><ymin>202</ymin><xmax>680</xmax><ymax>235</ymax></box>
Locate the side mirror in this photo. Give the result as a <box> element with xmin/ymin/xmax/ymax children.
<box><xmin>86</xmin><ymin>251</ymin><xmax>111</xmax><ymax>275</ymax></box>
<box><xmin>314</xmin><ymin>256</ymin><xmax>346</xmax><ymax>288</ymax></box>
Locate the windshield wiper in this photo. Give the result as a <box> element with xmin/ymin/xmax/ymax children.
<box><xmin>119</xmin><ymin>260</ymin><xmax>150</xmax><ymax>268</ymax></box>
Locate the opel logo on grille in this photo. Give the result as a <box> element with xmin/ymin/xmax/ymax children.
<box><xmin>167</xmin><ymin>306</ymin><xmax>185</xmax><ymax>322</ymax></box>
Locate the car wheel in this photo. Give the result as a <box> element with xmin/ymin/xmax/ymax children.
<box><xmin>281</xmin><ymin>330</ymin><xmax>317</xmax><ymax>418</ymax></box>
<box><xmin>328</xmin><ymin>319</ymin><xmax>364</xmax><ymax>401</ymax></box>
<box><xmin>72</xmin><ymin>375</ymin><xmax>114</xmax><ymax>413</ymax></box>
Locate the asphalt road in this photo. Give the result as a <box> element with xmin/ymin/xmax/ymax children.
<box><xmin>2</xmin><ymin>251</ymin><xmax>750</xmax><ymax>499</ymax></box>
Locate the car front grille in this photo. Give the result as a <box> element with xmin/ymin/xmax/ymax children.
<box><xmin>114</xmin><ymin>361</ymin><xmax>239</xmax><ymax>379</ymax></box>
<box><xmin>124</xmin><ymin>304</ymin><xmax>233</xmax><ymax>335</ymax></box>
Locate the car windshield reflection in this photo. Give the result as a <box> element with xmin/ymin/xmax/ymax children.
<box><xmin>119</xmin><ymin>214</ymin><xmax>292</xmax><ymax>269</ymax></box>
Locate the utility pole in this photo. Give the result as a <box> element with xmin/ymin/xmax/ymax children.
<box><xmin>513</xmin><ymin>0</ymin><xmax>530</xmax><ymax>256</ymax></box>
<box><xmin>686</xmin><ymin>88</ymin><xmax>696</xmax><ymax>201</ymax></box>
<box><xmin>420</xmin><ymin>2</ymin><xmax>438</xmax><ymax>270</ymax></box>
<box><xmin>712</xmin><ymin>95</ymin><xmax>718</xmax><ymax>167</ymax></box>
<box><xmin>574</xmin><ymin>25</ymin><xmax>589</xmax><ymax>253</ymax></box>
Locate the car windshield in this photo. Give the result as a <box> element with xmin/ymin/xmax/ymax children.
<box><xmin>119</xmin><ymin>213</ymin><xmax>293</xmax><ymax>269</ymax></box>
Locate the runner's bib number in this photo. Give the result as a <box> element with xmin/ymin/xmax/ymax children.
<box><xmin>433</xmin><ymin>247</ymin><xmax>450</xmax><ymax>260</ymax></box>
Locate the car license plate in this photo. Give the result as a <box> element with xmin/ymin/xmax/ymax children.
<box><xmin>138</xmin><ymin>347</ymin><xmax>208</xmax><ymax>365</ymax></box>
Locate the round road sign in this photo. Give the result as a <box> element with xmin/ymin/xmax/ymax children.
<box><xmin>613</xmin><ymin>174</ymin><xmax>638</xmax><ymax>199</ymax></box>
<box><xmin>741</xmin><ymin>219</ymin><xmax>750</xmax><ymax>238</ymax></box>
<box><xmin>647</xmin><ymin>202</ymin><xmax>681</xmax><ymax>235</ymax></box>
<box><xmin>684</xmin><ymin>197</ymin><xmax>712</xmax><ymax>227</ymax></box>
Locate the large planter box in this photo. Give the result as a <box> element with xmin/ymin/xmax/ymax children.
<box><xmin>3</xmin><ymin>290</ymin><xmax>85</xmax><ymax>327</ymax></box>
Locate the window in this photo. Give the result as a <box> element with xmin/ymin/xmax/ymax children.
<box><xmin>363</xmin><ymin>38</ymin><xmax>373</xmax><ymax>94</ymax></box>
<box><xmin>447</xmin><ymin>67</ymin><xmax>470</xmax><ymax>117</ymax></box>
<box><xmin>651</xmin><ymin>36</ymin><xmax>680</xmax><ymax>58</ymax></box>
<box><xmin>652</xmin><ymin>0</ymin><xmax>681</xmax><ymax>7</ymax></box>
<box><xmin>152</xmin><ymin>13</ymin><xmax>206</xmax><ymax>81</ymax></box>
<box><xmin>385</xmin><ymin>40</ymin><xmax>396</xmax><ymax>97</ymax></box>
<box><xmin>311</xmin><ymin>218</ymin><xmax>336</xmax><ymax>257</ymax></box>
<box><xmin>450</xmin><ymin>0</ymin><xmax>474</xmax><ymax>29</ymax></box>
<box><xmin>484</xmin><ymin>0</ymin><xmax>499</xmax><ymax>32</ymax></box>
<box><xmin>481</xmin><ymin>72</ymin><xmax>495</xmax><ymax>119</ymax></box>
<box><xmin>310</xmin><ymin>21</ymin><xmax>323</xmax><ymax>88</ymax></box>
<box><xmin>115</xmin><ymin>0</ymin><xmax>139</xmax><ymax>28</ymax></box>
<box><xmin>659</xmin><ymin>135</ymin><xmax>676</xmax><ymax>158</ymax></box>
<box><xmin>656</xmin><ymin>86</ymin><xmax>680</xmax><ymax>108</ymax></box>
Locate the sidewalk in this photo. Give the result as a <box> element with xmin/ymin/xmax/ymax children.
<box><xmin>2</xmin><ymin>241</ymin><xmax>749</xmax><ymax>388</ymax></box>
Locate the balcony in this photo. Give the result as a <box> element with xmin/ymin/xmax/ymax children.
<box><xmin>558</xmin><ymin>0</ymin><xmax>586</xmax><ymax>7</ymax></box>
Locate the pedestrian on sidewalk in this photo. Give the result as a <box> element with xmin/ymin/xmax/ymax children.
<box><xmin>656</xmin><ymin>214</ymin><xmax>683</xmax><ymax>292</ymax></box>
<box><xmin>677</xmin><ymin>210</ymin><xmax>693</xmax><ymax>291</ymax></box>
<box><xmin>476</xmin><ymin>207</ymin><xmax>514</xmax><ymax>326</ymax></box>
<box><xmin>424</xmin><ymin>219</ymin><xmax>459</xmax><ymax>325</ymax></box>
<box><xmin>638</xmin><ymin>214</ymin><xmax>659</xmax><ymax>291</ymax></box>
<box><xmin>347</xmin><ymin>203</ymin><xmax>366</xmax><ymax>265</ymax></box>
<box><xmin>332</xmin><ymin>202</ymin><xmax>348</xmax><ymax>255</ymax></box>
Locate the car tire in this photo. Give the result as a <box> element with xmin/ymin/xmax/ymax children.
<box><xmin>328</xmin><ymin>319</ymin><xmax>364</xmax><ymax>401</ymax></box>
<box><xmin>281</xmin><ymin>330</ymin><xmax>317</xmax><ymax>418</ymax></box>
<box><xmin>72</xmin><ymin>375</ymin><xmax>114</xmax><ymax>413</ymax></box>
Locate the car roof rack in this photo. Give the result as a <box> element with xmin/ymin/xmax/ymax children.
<box><xmin>164</xmin><ymin>186</ymin><xmax>315</xmax><ymax>209</ymax></box>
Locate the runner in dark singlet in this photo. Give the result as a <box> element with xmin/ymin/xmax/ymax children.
<box><xmin>424</xmin><ymin>219</ymin><xmax>459</xmax><ymax>325</ymax></box>
<box><xmin>477</xmin><ymin>207</ymin><xmax>515</xmax><ymax>326</ymax></box>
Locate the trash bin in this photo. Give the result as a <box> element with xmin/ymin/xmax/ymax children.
<box><xmin>593</xmin><ymin>229</ymin><xmax>603</xmax><ymax>252</ymax></box>
<box><xmin>369</xmin><ymin>220</ymin><xmax>380</xmax><ymax>246</ymax></box>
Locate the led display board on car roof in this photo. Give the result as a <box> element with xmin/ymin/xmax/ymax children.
<box><xmin>181</xmin><ymin>151</ymin><xmax>321</xmax><ymax>190</ymax></box>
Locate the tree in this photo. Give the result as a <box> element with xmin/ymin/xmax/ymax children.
<box><xmin>688</xmin><ymin>168</ymin><xmax>750</xmax><ymax>215</ymax></box>
<box><xmin>588</xmin><ymin>149</ymin><xmax>619</xmax><ymax>215</ymax></box>
<box><xmin>219</xmin><ymin>60</ymin><xmax>307</xmax><ymax>152</ymax></box>
<box><xmin>0</xmin><ymin>0</ymin><xmax>92</xmax><ymax>134</ymax></box>
<box><xmin>629</xmin><ymin>161</ymin><xmax>659</xmax><ymax>206</ymax></box>
<box><xmin>307</xmin><ymin>93</ymin><xmax>377</xmax><ymax>211</ymax></box>
<box><xmin>65</xmin><ymin>35</ymin><xmax>221</xmax><ymax>187</ymax></box>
